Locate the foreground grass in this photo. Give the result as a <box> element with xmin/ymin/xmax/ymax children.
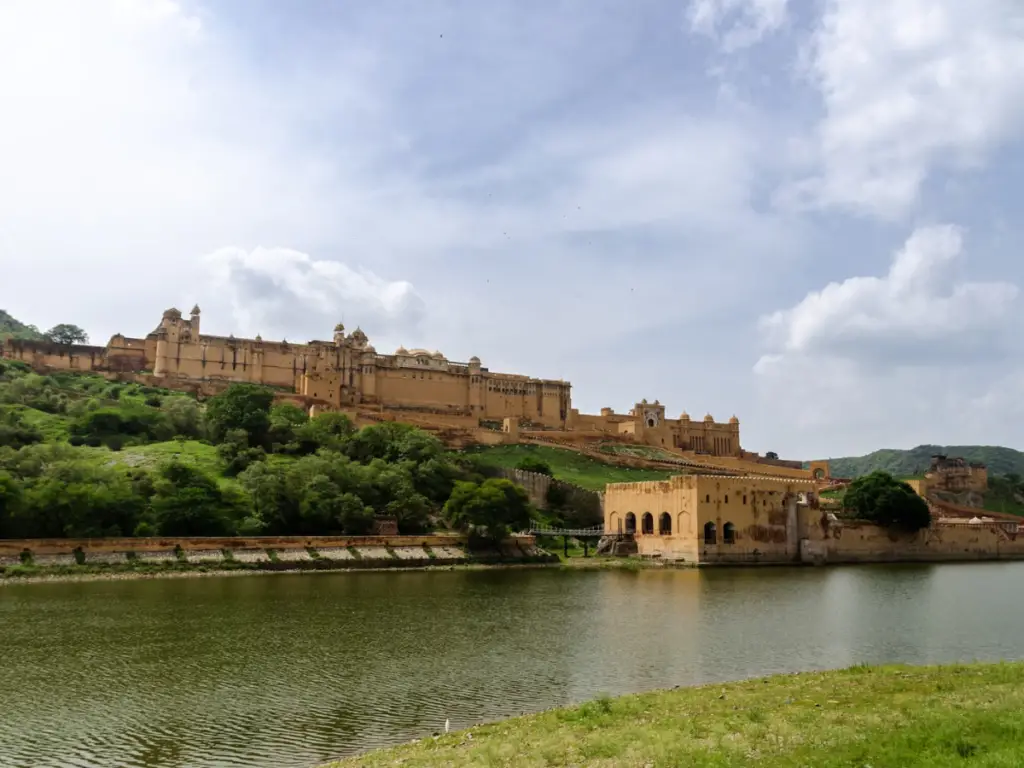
<box><xmin>463</xmin><ymin>445</ymin><xmax>673</xmax><ymax>491</ymax></box>
<box><xmin>326</xmin><ymin>662</ymin><xmax>1024</xmax><ymax>767</ymax></box>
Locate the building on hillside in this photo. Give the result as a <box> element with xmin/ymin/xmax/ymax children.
<box><xmin>569</xmin><ymin>399</ymin><xmax>743</xmax><ymax>456</ymax></box>
<box><xmin>0</xmin><ymin>305</ymin><xmax>761</xmax><ymax>459</ymax></box>
<box><xmin>922</xmin><ymin>455</ymin><xmax>988</xmax><ymax>495</ymax></box>
<box><xmin>604</xmin><ymin>474</ymin><xmax>819</xmax><ymax>563</ymax></box>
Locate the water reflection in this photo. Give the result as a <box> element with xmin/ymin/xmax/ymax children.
<box><xmin>2</xmin><ymin>562</ymin><xmax>1024</xmax><ymax>768</ymax></box>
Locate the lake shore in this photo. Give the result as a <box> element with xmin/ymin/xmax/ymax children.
<box><xmin>0</xmin><ymin>550</ymin><xmax>681</xmax><ymax>585</ymax></box>
<box><xmin>0</xmin><ymin>554</ymin><xmax>571</xmax><ymax>586</ymax></box>
<box><xmin>322</xmin><ymin>662</ymin><xmax>1024</xmax><ymax>767</ymax></box>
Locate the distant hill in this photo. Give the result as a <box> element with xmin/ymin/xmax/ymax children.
<box><xmin>0</xmin><ymin>310</ymin><xmax>44</xmax><ymax>342</ymax></box>
<box><xmin>824</xmin><ymin>445</ymin><xmax>1024</xmax><ymax>479</ymax></box>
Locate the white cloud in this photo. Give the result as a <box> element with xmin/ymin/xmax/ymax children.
<box><xmin>784</xmin><ymin>0</ymin><xmax>1024</xmax><ymax>217</ymax></box>
<box><xmin>200</xmin><ymin>247</ymin><xmax>425</xmax><ymax>346</ymax></box>
<box><xmin>753</xmin><ymin>224</ymin><xmax>1022</xmax><ymax>457</ymax></box>
<box><xmin>687</xmin><ymin>0</ymin><xmax>789</xmax><ymax>51</ymax></box>
<box><xmin>757</xmin><ymin>224</ymin><xmax>1018</xmax><ymax>366</ymax></box>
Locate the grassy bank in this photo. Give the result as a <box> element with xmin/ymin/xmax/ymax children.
<box><xmin>325</xmin><ymin>662</ymin><xmax>1024</xmax><ymax>767</ymax></box>
<box><xmin>463</xmin><ymin>444</ymin><xmax>673</xmax><ymax>491</ymax></box>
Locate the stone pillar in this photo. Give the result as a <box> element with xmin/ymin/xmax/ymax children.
<box><xmin>153</xmin><ymin>334</ymin><xmax>169</xmax><ymax>377</ymax></box>
<box><xmin>468</xmin><ymin>357</ymin><xmax>483</xmax><ymax>414</ymax></box>
<box><xmin>785</xmin><ymin>494</ymin><xmax>799</xmax><ymax>561</ymax></box>
<box><xmin>253</xmin><ymin>348</ymin><xmax>264</xmax><ymax>383</ymax></box>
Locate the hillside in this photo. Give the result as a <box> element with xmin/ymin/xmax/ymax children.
<box><xmin>824</xmin><ymin>444</ymin><xmax>1024</xmax><ymax>479</ymax></box>
<box><xmin>462</xmin><ymin>444</ymin><xmax>673</xmax><ymax>491</ymax></box>
<box><xmin>0</xmin><ymin>310</ymin><xmax>45</xmax><ymax>342</ymax></box>
<box><xmin>0</xmin><ymin>361</ymin><xmax>541</xmax><ymax>541</ymax></box>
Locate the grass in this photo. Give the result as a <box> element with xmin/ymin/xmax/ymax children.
<box><xmin>463</xmin><ymin>444</ymin><xmax>674</xmax><ymax>491</ymax></box>
<box><xmin>2</xmin><ymin>403</ymin><xmax>71</xmax><ymax>440</ymax></box>
<box><xmin>983</xmin><ymin>495</ymin><xmax>1024</xmax><ymax>517</ymax></box>
<box><xmin>325</xmin><ymin>662</ymin><xmax>1024</xmax><ymax>768</ymax></box>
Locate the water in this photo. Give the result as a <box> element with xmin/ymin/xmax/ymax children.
<box><xmin>2</xmin><ymin>563</ymin><xmax>1023</xmax><ymax>768</ymax></box>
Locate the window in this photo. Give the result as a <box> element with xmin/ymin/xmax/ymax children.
<box><xmin>743</xmin><ymin>494</ymin><xmax>747</xmax><ymax>504</ymax></box>
<box><xmin>723</xmin><ymin>522</ymin><xmax>736</xmax><ymax>544</ymax></box>
<box><xmin>705</xmin><ymin>494</ymin><xmax>710</xmax><ymax>503</ymax></box>
<box><xmin>658</xmin><ymin>512</ymin><xmax>671</xmax><ymax>535</ymax></box>
<box><xmin>724</xmin><ymin>494</ymin><xmax>729</xmax><ymax>504</ymax></box>
<box><xmin>703</xmin><ymin>521</ymin><xmax>717</xmax><ymax>545</ymax></box>
<box><xmin>641</xmin><ymin>513</ymin><xmax>654</xmax><ymax>535</ymax></box>
<box><xmin>625</xmin><ymin>513</ymin><xmax>636</xmax><ymax>534</ymax></box>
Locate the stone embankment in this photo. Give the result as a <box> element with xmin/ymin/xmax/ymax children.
<box><xmin>0</xmin><ymin>534</ymin><xmax>555</xmax><ymax>576</ymax></box>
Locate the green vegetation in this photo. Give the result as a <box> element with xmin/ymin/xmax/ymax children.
<box><xmin>326</xmin><ymin>662</ymin><xmax>1024</xmax><ymax>768</ymax></box>
<box><xmin>0</xmin><ymin>358</ymin><xmax>539</xmax><ymax>543</ymax></box>
<box><xmin>0</xmin><ymin>310</ymin><xmax>45</xmax><ymax>342</ymax></box>
<box><xmin>985</xmin><ymin>474</ymin><xmax>1024</xmax><ymax>517</ymax></box>
<box><xmin>515</xmin><ymin>456</ymin><xmax>552</xmax><ymax>475</ymax></box>
<box><xmin>463</xmin><ymin>444</ymin><xmax>673</xmax><ymax>491</ymax></box>
<box><xmin>825</xmin><ymin>444</ymin><xmax>1024</xmax><ymax>478</ymax></box>
<box><xmin>842</xmin><ymin>471</ymin><xmax>931</xmax><ymax>531</ymax></box>
<box><xmin>0</xmin><ymin>312</ymin><xmax>89</xmax><ymax>346</ymax></box>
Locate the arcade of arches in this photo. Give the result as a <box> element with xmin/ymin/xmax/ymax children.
<box><xmin>604</xmin><ymin>474</ymin><xmax>816</xmax><ymax>564</ymax></box>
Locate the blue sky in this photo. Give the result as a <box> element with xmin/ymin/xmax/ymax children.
<box><xmin>2</xmin><ymin>0</ymin><xmax>1023</xmax><ymax>459</ymax></box>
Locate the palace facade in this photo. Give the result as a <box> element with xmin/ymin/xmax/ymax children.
<box><xmin>1</xmin><ymin>306</ymin><xmax>744</xmax><ymax>455</ymax></box>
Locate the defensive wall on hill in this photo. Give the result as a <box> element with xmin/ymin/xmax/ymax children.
<box><xmin>498</xmin><ymin>468</ymin><xmax>604</xmax><ymax>523</ymax></box>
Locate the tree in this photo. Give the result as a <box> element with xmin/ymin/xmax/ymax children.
<box><xmin>442</xmin><ymin>478</ymin><xmax>533</xmax><ymax>543</ymax></box>
<box><xmin>44</xmin><ymin>324</ymin><xmax>88</xmax><ymax>346</ymax></box>
<box><xmin>203</xmin><ymin>383</ymin><xmax>275</xmax><ymax>446</ymax></box>
<box><xmin>765</xmin><ymin>451</ymin><xmax>779</xmax><ymax>460</ymax></box>
<box><xmin>516</xmin><ymin>456</ymin><xmax>552</xmax><ymax>476</ymax></box>
<box><xmin>149</xmin><ymin>461</ymin><xmax>248</xmax><ymax>536</ymax></box>
<box><xmin>842</xmin><ymin>471</ymin><xmax>932</xmax><ymax>531</ymax></box>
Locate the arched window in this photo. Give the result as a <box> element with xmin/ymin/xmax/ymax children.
<box><xmin>625</xmin><ymin>513</ymin><xmax>636</xmax><ymax>534</ymax></box>
<box><xmin>743</xmin><ymin>494</ymin><xmax>747</xmax><ymax>504</ymax></box>
<box><xmin>724</xmin><ymin>494</ymin><xmax>729</xmax><ymax>504</ymax></box>
<box><xmin>724</xmin><ymin>522</ymin><xmax>736</xmax><ymax>544</ymax></box>
<box><xmin>641</xmin><ymin>512</ymin><xmax>654</xmax><ymax>535</ymax></box>
<box><xmin>704</xmin><ymin>521</ymin><xmax>717</xmax><ymax>545</ymax></box>
<box><xmin>658</xmin><ymin>512</ymin><xmax>672</xmax><ymax>535</ymax></box>
<box><xmin>705</xmin><ymin>494</ymin><xmax>710</xmax><ymax>503</ymax></box>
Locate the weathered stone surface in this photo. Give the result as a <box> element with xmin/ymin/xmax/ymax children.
<box><xmin>272</xmin><ymin>549</ymin><xmax>310</xmax><ymax>562</ymax></box>
<box><xmin>315</xmin><ymin>547</ymin><xmax>355</xmax><ymax>561</ymax></box>
<box><xmin>32</xmin><ymin>554</ymin><xmax>77</xmax><ymax>566</ymax></box>
<box><xmin>354</xmin><ymin>547</ymin><xmax>393</xmax><ymax>560</ymax></box>
<box><xmin>184</xmin><ymin>550</ymin><xmax>224</xmax><ymax>563</ymax></box>
<box><xmin>390</xmin><ymin>547</ymin><xmax>426</xmax><ymax>560</ymax></box>
<box><xmin>135</xmin><ymin>551</ymin><xmax>177</xmax><ymax>563</ymax></box>
<box><xmin>230</xmin><ymin>549</ymin><xmax>269</xmax><ymax>563</ymax></box>
<box><xmin>86</xmin><ymin>552</ymin><xmax>128</xmax><ymax>565</ymax></box>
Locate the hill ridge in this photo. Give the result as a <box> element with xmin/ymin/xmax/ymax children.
<box><xmin>824</xmin><ymin>444</ymin><xmax>1024</xmax><ymax>479</ymax></box>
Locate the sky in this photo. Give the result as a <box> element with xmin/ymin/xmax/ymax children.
<box><xmin>2</xmin><ymin>0</ymin><xmax>1023</xmax><ymax>460</ymax></box>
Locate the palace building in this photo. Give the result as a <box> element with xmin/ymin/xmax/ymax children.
<box><xmin>1</xmin><ymin>306</ymin><xmax>746</xmax><ymax>456</ymax></box>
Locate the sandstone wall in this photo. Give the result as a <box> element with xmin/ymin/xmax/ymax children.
<box><xmin>801</xmin><ymin>520</ymin><xmax>1024</xmax><ymax>564</ymax></box>
<box><xmin>500</xmin><ymin>468</ymin><xmax>604</xmax><ymax>526</ymax></box>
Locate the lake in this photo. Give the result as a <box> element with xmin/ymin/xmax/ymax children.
<box><xmin>3</xmin><ymin>563</ymin><xmax>1023</xmax><ymax>768</ymax></box>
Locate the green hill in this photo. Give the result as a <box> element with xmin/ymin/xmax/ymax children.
<box><xmin>824</xmin><ymin>445</ymin><xmax>1024</xmax><ymax>479</ymax></box>
<box><xmin>0</xmin><ymin>310</ymin><xmax>45</xmax><ymax>342</ymax></box>
<box><xmin>462</xmin><ymin>444</ymin><xmax>673</xmax><ymax>491</ymax></box>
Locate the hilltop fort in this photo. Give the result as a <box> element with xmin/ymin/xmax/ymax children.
<box><xmin>0</xmin><ymin>305</ymin><xmax>806</xmax><ymax>470</ymax></box>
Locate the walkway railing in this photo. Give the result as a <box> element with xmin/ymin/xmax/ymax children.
<box><xmin>523</xmin><ymin>524</ymin><xmax>608</xmax><ymax>537</ymax></box>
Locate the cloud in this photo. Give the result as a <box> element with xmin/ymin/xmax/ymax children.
<box><xmin>782</xmin><ymin>0</ymin><xmax>1024</xmax><ymax>217</ymax></box>
<box><xmin>757</xmin><ymin>224</ymin><xmax>1018</xmax><ymax>369</ymax></box>
<box><xmin>752</xmin><ymin>225</ymin><xmax>1022</xmax><ymax>456</ymax></box>
<box><xmin>201</xmin><ymin>247</ymin><xmax>425</xmax><ymax>345</ymax></box>
<box><xmin>686</xmin><ymin>0</ymin><xmax>789</xmax><ymax>51</ymax></box>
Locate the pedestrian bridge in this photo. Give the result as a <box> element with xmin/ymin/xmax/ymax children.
<box><xmin>523</xmin><ymin>524</ymin><xmax>608</xmax><ymax>538</ymax></box>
